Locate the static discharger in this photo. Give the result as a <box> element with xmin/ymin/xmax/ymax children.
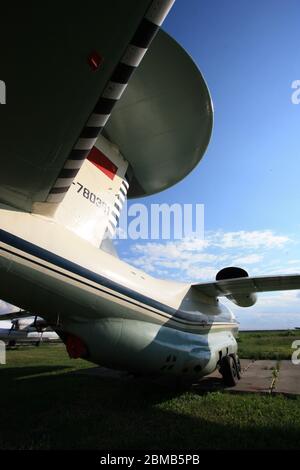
<box><xmin>88</xmin><ymin>51</ymin><xmax>103</xmax><ymax>71</ymax></box>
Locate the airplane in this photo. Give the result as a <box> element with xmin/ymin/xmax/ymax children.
<box><xmin>0</xmin><ymin>1</ymin><xmax>299</xmax><ymax>387</ymax></box>
<box><xmin>0</xmin><ymin>311</ymin><xmax>59</xmax><ymax>347</ymax></box>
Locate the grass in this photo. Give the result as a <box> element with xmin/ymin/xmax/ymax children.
<box><xmin>0</xmin><ymin>334</ymin><xmax>300</xmax><ymax>450</ymax></box>
<box><xmin>237</xmin><ymin>329</ymin><xmax>299</xmax><ymax>360</ymax></box>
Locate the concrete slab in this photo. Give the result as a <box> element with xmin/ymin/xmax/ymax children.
<box><xmin>72</xmin><ymin>360</ymin><xmax>300</xmax><ymax>396</ymax></box>
<box><xmin>75</xmin><ymin>359</ymin><xmax>253</xmax><ymax>382</ymax></box>
<box><xmin>193</xmin><ymin>360</ymin><xmax>276</xmax><ymax>394</ymax></box>
<box><xmin>240</xmin><ymin>359</ymin><xmax>255</xmax><ymax>372</ymax></box>
<box><xmin>273</xmin><ymin>361</ymin><xmax>300</xmax><ymax>396</ymax></box>
<box><xmin>227</xmin><ymin>360</ymin><xmax>277</xmax><ymax>394</ymax></box>
<box><xmin>192</xmin><ymin>359</ymin><xmax>254</xmax><ymax>392</ymax></box>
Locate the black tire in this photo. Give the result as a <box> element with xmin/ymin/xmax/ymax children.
<box><xmin>231</xmin><ymin>353</ymin><xmax>241</xmax><ymax>380</ymax></box>
<box><xmin>220</xmin><ymin>355</ymin><xmax>239</xmax><ymax>387</ymax></box>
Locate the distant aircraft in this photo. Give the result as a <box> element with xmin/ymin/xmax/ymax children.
<box><xmin>0</xmin><ymin>1</ymin><xmax>299</xmax><ymax>386</ymax></box>
<box><xmin>0</xmin><ymin>311</ymin><xmax>59</xmax><ymax>346</ymax></box>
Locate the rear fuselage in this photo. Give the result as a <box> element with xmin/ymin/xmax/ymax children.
<box><xmin>0</xmin><ymin>206</ymin><xmax>238</xmax><ymax>378</ymax></box>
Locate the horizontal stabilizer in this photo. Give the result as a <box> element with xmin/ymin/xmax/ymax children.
<box><xmin>193</xmin><ymin>274</ymin><xmax>300</xmax><ymax>305</ymax></box>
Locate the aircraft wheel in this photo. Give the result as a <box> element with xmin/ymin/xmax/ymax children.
<box><xmin>231</xmin><ymin>353</ymin><xmax>241</xmax><ymax>379</ymax></box>
<box><xmin>220</xmin><ymin>355</ymin><xmax>239</xmax><ymax>387</ymax></box>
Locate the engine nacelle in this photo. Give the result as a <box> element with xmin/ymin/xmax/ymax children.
<box><xmin>216</xmin><ymin>266</ymin><xmax>257</xmax><ymax>307</ymax></box>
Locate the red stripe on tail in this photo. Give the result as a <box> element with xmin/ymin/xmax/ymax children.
<box><xmin>87</xmin><ymin>146</ymin><xmax>118</xmax><ymax>180</ymax></box>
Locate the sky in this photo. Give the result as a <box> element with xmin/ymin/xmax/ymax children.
<box><xmin>1</xmin><ymin>0</ymin><xmax>300</xmax><ymax>330</ymax></box>
<box><xmin>116</xmin><ymin>0</ymin><xmax>300</xmax><ymax>330</ymax></box>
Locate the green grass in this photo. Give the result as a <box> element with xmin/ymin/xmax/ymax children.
<box><xmin>0</xmin><ymin>340</ymin><xmax>300</xmax><ymax>450</ymax></box>
<box><xmin>237</xmin><ymin>330</ymin><xmax>299</xmax><ymax>360</ymax></box>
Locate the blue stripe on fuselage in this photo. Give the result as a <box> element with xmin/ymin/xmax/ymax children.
<box><xmin>0</xmin><ymin>229</ymin><xmax>213</xmax><ymax>325</ymax></box>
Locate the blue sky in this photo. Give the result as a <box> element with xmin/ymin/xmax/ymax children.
<box><xmin>116</xmin><ymin>0</ymin><xmax>300</xmax><ymax>330</ymax></box>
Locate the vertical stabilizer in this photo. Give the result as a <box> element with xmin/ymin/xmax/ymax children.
<box><xmin>52</xmin><ymin>135</ymin><xmax>129</xmax><ymax>247</ymax></box>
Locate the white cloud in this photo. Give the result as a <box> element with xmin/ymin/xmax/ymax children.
<box><xmin>184</xmin><ymin>265</ymin><xmax>218</xmax><ymax>281</ymax></box>
<box><xmin>133</xmin><ymin>239</ymin><xmax>209</xmax><ymax>259</ymax></box>
<box><xmin>255</xmin><ymin>290</ymin><xmax>300</xmax><ymax>308</ymax></box>
<box><xmin>210</xmin><ymin>230</ymin><xmax>290</xmax><ymax>249</ymax></box>
<box><xmin>223</xmin><ymin>291</ymin><xmax>300</xmax><ymax>330</ymax></box>
<box><xmin>118</xmin><ymin>228</ymin><xmax>299</xmax><ymax>329</ymax></box>
<box><xmin>232</xmin><ymin>254</ymin><xmax>263</xmax><ymax>265</ymax></box>
<box><xmin>260</xmin><ymin>266</ymin><xmax>300</xmax><ymax>275</ymax></box>
<box><xmin>124</xmin><ymin>229</ymin><xmax>292</xmax><ymax>282</ymax></box>
<box><xmin>223</xmin><ymin>289</ymin><xmax>300</xmax><ymax>311</ymax></box>
<box><xmin>0</xmin><ymin>300</ymin><xmax>18</xmax><ymax>315</ymax></box>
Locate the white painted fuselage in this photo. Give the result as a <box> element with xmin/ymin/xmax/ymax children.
<box><xmin>0</xmin><ymin>206</ymin><xmax>238</xmax><ymax>379</ymax></box>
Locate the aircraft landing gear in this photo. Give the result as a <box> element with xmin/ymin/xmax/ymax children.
<box><xmin>220</xmin><ymin>354</ymin><xmax>241</xmax><ymax>386</ymax></box>
<box><xmin>233</xmin><ymin>353</ymin><xmax>242</xmax><ymax>380</ymax></box>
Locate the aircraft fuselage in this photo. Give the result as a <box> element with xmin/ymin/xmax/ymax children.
<box><xmin>0</xmin><ymin>206</ymin><xmax>238</xmax><ymax>379</ymax></box>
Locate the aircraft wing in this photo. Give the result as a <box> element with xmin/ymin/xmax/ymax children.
<box><xmin>0</xmin><ymin>310</ymin><xmax>34</xmax><ymax>321</ymax></box>
<box><xmin>0</xmin><ymin>1</ymin><xmax>176</xmax><ymax>210</ymax></box>
<box><xmin>193</xmin><ymin>274</ymin><xmax>300</xmax><ymax>299</ymax></box>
